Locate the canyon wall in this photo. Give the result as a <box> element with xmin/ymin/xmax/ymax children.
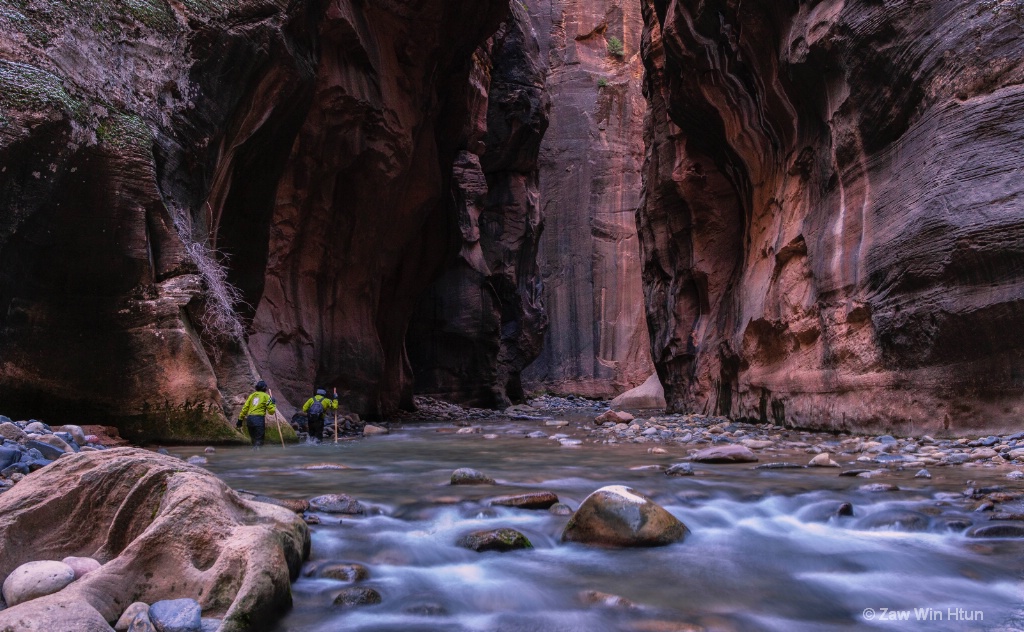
<box><xmin>520</xmin><ymin>0</ymin><xmax>654</xmax><ymax>399</ymax></box>
<box><xmin>407</xmin><ymin>6</ymin><xmax>550</xmax><ymax>408</ymax></box>
<box><xmin>639</xmin><ymin>0</ymin><xmax>1024</xmax><ymax>434</ymax></box>
<box><xmin>0</xmin><ymin>0</ymin><xmax>510</xmax><ymax>440</ymax></box>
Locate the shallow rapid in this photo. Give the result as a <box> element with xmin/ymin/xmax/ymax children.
<box><xmin>174</xmin><ymin>420</ymin><xmax>1024</xmax><ymax>631</ymax></box>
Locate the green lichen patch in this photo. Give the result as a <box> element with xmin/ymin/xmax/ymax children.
<box><xmin>0</xmin><ymin>60</ymin><xmax>85</xmax><ymax>118</ymax></box>
<box><xmin>118</xmin><ymin>0</ymin><xmax>177</xmax><ymax>32</ymax></box>
<box><xmin>121</xmin><ymin>400</ymin><xmax>250</xmax><ymax>444</ymax></box>
<box><xmin>97</xmin><ymin>112</ymin><xmax>152</xmax><ymax>151</ymax></box>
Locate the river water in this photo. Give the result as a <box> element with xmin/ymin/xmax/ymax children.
<box><xmin>174</xmin><ymin>419</ymin><xmax>1024</xmax><ymax>632</ymax></box>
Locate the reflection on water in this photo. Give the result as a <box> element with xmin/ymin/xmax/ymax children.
<box><xmin>173</xmin><ymin>420</ymin><xmax>1024</xmax><ymax>632</ymax></box>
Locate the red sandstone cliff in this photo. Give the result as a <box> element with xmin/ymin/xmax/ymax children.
<box><xmin>639</xmin><ymin>0</ymin><xmax>1024</xmax><ymax>433</ymax></box>
<box><xmin>521</xmin><ymin>0</ymin><xmax>654</xmax><ymax>398</ymax></box>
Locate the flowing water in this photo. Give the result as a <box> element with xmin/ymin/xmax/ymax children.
<box><xmin>174</xmin><ymin>420</ymin><xmax>1024</xmax><ymax>631</ymax></box>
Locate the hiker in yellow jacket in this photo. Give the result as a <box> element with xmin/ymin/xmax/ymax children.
<box><xmin>238</xmin><ymin>380</ymin><xmax>277</xmax><ymax>447</ymax></box>
<box><xmin>302</xmin><ymin>387</ymin><xmax>338</xmax><ymax>443</ymax></box>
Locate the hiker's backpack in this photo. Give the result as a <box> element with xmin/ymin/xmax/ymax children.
<box><xmin>308</xmin><ymin>397</ymin><xmax>325</xmax><ymax>421</ymax></box>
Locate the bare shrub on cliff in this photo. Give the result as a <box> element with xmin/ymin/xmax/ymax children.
<box><xmin>171</xmin><ymin>210</ymin><xmax>247</xmax><ymax>349</ymax></box>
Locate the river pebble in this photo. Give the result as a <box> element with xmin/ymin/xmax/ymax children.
<box><xmin>1</xmin><ymin>560</ymin><xmax>76</xmax><ymax>606</ymax></box>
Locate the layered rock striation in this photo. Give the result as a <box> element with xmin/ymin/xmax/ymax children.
<box><xmin>522</xmin><ymin>0</ymin><xmax>654</xmax><ymax>399</ymax></box>
<box><xmin>639</xmin><ymin>0</ymin><xmax>1024</xmax><ymax>433</ymax></box>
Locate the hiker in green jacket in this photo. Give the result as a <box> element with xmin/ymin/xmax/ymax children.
<box><xmin>238</xmin><ymin>380</ymin><xmax>277</xmax><ymax>447</ymax></box>
<box><xmin>302</xmin><ymin>387</ymin><xmax>338</xmax><ymax>443</ymax></box>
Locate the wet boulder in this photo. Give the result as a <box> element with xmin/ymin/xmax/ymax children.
<box><xmin>665</xmin><ymin>463</ymin><xmax>694</xmax><ymax>476</ymax></box>
<box><xmin>487</xmin><ymin>492</ymin><xmax>559</xmax><ymax>510</ymax></box>
<box><xmin>309</xmin><ymin>494</ymin><xmax>366</xmax><ymax>515</ymax></box>
<box><xmin>319</xmin><ymin>563</ymin><xmax>370</xmax><ymax>582</ymax></box>
<box><xmin>855</xmin><ymin>509</ymin><xmax>931</xmax><ymax>532</ymax></box>
<box><xmin>691</xmin><ymin>445</ymin><xmax>758</xmax><ymax>463</ymax></box>
<box><xmin>457</xmin><ymin>528</ymin><xmax>533</xmax><ymax>552</ymax></box>
<box><xmin>334</xmin><ymin>587</ymin><xmax>382</xmax><ymax>607</ymax></box>
<box><xmin>561</xmin><ymin>485</ymin><xmax>688</xmax><ymax>547</ymax></box>
<box><xmin>968</xmin><ymin>524</ymin><xmax>1024</xmax><ymax>539</ymax></box>
<box><xmin>450</xmin><ymin>468</ymin><xmax>495</xmax><ymax>485</ymax></box>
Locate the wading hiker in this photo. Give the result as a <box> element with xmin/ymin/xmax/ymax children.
<box><xmin>237</xmin><ymin>380</ymin><xmax>277</xmax><ymax>448</ymax></box>
<box><xmin>302</xmin><ymin>387</ymin><xmax>338</xmax><ymax>443</ymax></box>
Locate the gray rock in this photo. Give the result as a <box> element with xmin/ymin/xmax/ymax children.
<box><xmin>456</xmin><ymin>528</ymin><xmax>533</xmax><ymax>552</ymax></box>
<box><xmin>876</xmin><ymin>435</ymin><xmax>898</xmax><ymax>444</ymax></box>
<box><xmin>333</xmin><ymin>587</ymin><xmax>382</xmax><ymax>607</ymax></box>
<box><xmin>945</xmin><ymin>453</ymin><xmax>970</xmax><ymax>465</ymax></box>
<box><xmin>1</xmin><ymin>560</ymin><xmax>76</xmax><ymax>606</ymax></box>
<box><xmin>1</xmin><ymin>463</ymin><xmax>29</xmax><ymax>477</ymax></box>
<box><xmin>487</xmin><ymin>492</ymin><xmax>559</xmax><ymax>510</ymax></box>
<box><xmin>691</xmin><ymin>445</ymin><xmax>758</xmax><ymax>463</ymax></box>
<box><xmin>57</xmin><ymin>425</ymin><xmax>88</xmax><ymax>446</ymax></box>
<box><xmin>856</xmin><ymin>509</ymin><xmax>930</xmax><ymax>532</ymax></box>
<box><xmin>149</xmin><ymin>598</ymin><xmax>201</xmax><ymax>632</ymax></box>
<box><xmin>549</xmin><ymin>502</ymin><xmax>574</xmax><ymax>516</ymax></box>
<box><xmin>309</xmin><ymin>494</ymin><xmax>366</xmax><ymax>514</ymax></box>
<box><xmin>0</xmin><ymin>447</ymin><xmax>20</xmax><ymax>470</ymax></box>
<box><xmin>450</xmin><ymin>468</ymin><xmax>495</xmax><ymax>485</ymax></box>
<box><xmin>754</xmin><ymin>462</ymin><xmax>805</xmax><ymax>470</ymax></box>
<box><xmin>914</xmin><ymin>469</ymin><xmax>932</xmax><ymax>479</ymax></box>
<box><xmin>186</xmin><ymin>456</ymin><xmax>207</xmax><ymax>466</ymax></box>
<box><xmin>25</xmin><ymin>440</ymin><xmax>64</xmax><ymax>461</ymax></box>
<box><xmin>115</xmin><ymin>602</ymin><xmax>150</xmax><ymax>631</ymax></box>
<box><xmin>199</xmin><ymin>619</ymin><xmax>220</xmax><ymax>632</ymax></box>
<box><xmin>968</xmin><ymin>524</ymin><xmax>1024</xmax><ymax>539</ymax></box>
<box><xmin>1007</xmin><ymin>471</ymin><xmax>1024</xmax><ymax>480</ymax></box>
<box><xmin>665</xmin><ymin>463</ymin><xmax>695</xmax><ymax>476</ymax></box>
<box><xmin>0</xmin><ymin>423</ymin><xmax>26</xmax><ymax>443</ymax></box>
<box><xmin>23</xmin><ymin>422</ymin><xmax>49</xmax><ymax>434</ymax></box>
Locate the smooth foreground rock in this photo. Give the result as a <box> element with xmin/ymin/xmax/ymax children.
<box><xmin>808</xmin><ymin>453</ymin><xmax>839</xmax><ymax>468</ymax></box>
<box><xmin>1</xmin><ymin>560</ymin><xmax>76</xmax><ymax>606</ymax></box>
<box><xmin>0</xmin><ymin>449</ymin><xmax>309</xmax><ymax>632</ymax></box>
<box><xmin>456</xmin><ymin>528</ymin><xmax>533</xmax><ymax>553</ymax></box>
<box><xmin>610</xmin><ymin>374</ymin><xmax>667</xmax><ymax>410</ymax></box>
<box><xmin>450</xmin><ymin>468</ymin><xmax>495</xmax><ymax>486</ymax></box>
<box><xmin>691</xmin><ymin>445</ymin><xmax>758</xmax><ymax>464</ymax></box>
<box><xmin>149</xmin><ymin>598</ymin><xmax>201</xmax><ymax>632</ymax></box>
<box><xmin>561</xmin><ymin>486</ymin><xmax>688</xmax><ymax>547</ymax></box>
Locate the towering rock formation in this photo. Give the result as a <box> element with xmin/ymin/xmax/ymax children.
<box><xmin>522</xmin><ymin>0</ymin><xmax>654</xmax><ymax>398</ymax></box>
<box><xmin>407</xmin><ymin>6</ymin><xmax>550</xmax><ymax>408</ymax></box>
<box><xmin>639</xmin><ymin>0</ymin><xmax>1024</xmax><ymax>433</ymax></box>
<box><xmin>0</xmin><ymin>0</ymin><xmax>509</xmax><ymax>440</ymax></box>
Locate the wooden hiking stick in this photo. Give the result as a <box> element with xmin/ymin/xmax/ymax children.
<box><xmin>333</xmin><ymin>387</ymin><xmax>339</xmax><ymax>444</ymax></box>
<box><xmin>269</xmin><ymin>389</ymin><xmax>286</xmax><ymax>448</ymax></box>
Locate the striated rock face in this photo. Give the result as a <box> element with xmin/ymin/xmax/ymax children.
<box><xmin>0</xmin><ymin>0</ymin><xmax>510</xmax><ymax>437</ymax></box>
<box><xmin>639</xmin><ymin>0</ymin><xmax>1024</xmax><ymax>433</ymax></box>
<box><xmin>521</xmin><ymin>0</ymin><xmax>654</xmax><ymax>398</ymax></box>
<box><xmin>407</xmin><ymin>5</ymin><xmax>549</xmax><ymax>408</ymax></box>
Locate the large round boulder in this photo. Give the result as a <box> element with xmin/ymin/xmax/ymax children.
<box><xmin>561</xmin><ymin>485</ymin><xmax>688</xmax><ymax>547</ymax></box>
<box><xmin>0</xmin><ymin>448</ymin><xmax>310</xmax><ymax>632</ymax></box>
<box><xmin>1</xmin><ymin>560</ymin><xmax>76</xmax><ymax>606</ymax></box>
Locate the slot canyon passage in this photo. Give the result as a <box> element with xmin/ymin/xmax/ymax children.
<box><xmin>0</xmin><ymin>0</ymin><xmax>1023</xmax><ymax>629</ymax></box>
